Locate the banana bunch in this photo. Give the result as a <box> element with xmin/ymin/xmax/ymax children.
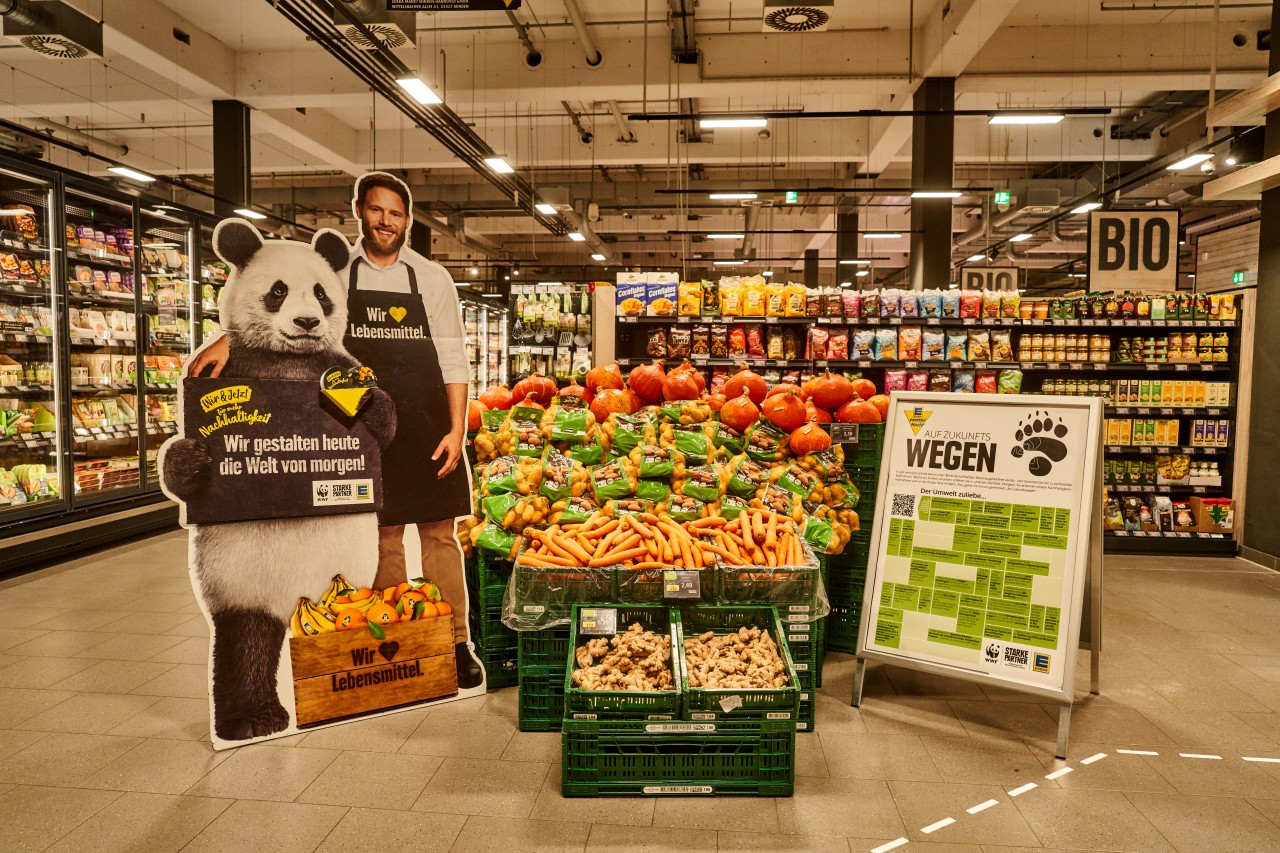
<box><xmin>318</xmin><ymin>574</ymin><xmax>355</xmax><ymax>610</ymax></box>
<box><xmin>290</xmin><ymin>596</ymin><xmax>337</xmax><ymax>637</ymax></box>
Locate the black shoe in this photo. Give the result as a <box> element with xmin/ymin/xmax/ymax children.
<box><xmin>455</xmin><ymin>642</ymin><xmax>485</xmax><ymax>690</ymax></box>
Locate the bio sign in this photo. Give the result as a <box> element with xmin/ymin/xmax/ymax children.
<box><xmin>960</xmin><ymin>266</ymin><xmax>1019</xmax><ymax>292</ymax></box>
<box><xmin>1088</xmin><ymin>210</ymin><xmax>1178</xmax><ymax>291</ymax></box>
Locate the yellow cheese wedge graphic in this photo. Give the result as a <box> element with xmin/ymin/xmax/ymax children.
<box><xmin>323</xmin><ymin>386</ymin><xmax>370</xmax><ymax>418</ymax></box>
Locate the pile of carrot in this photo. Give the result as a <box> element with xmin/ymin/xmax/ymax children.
<box><xmin>516</xmin><ymin>508</ymin><xmax>806</xmax><ymax>569</ymax></box>
<box><xmin>686</xmin><ymin>510</ymin><xmax>804</xmax><ymax>568</ymax></box>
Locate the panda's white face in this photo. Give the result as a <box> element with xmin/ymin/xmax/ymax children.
<box><xmin>221</xmin><ymin>243</ymin><xmax>348</xmax><ymax>354</ymax></box>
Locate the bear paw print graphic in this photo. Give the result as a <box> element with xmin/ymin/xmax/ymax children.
<box><xmin>1010</xmin><ymin>412</ymin><xmax>1069</xmax><ymax>477</ymax></box>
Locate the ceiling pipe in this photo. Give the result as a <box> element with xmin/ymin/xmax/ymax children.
<box><xmin>334</xmin><ymin>0</ymin><xmax>378</xmax><ymax>17</ymax></box>
<box><xmin>954</xmin><ymin>206</ymin><xmax>1028</xmax><ymax>248</ymax></box>
<box><xmin>1184</xmin><ymin>206</ymin><xmax>1259</xmax><ymax>237</ymax></box>
<box><xmin>562</xmin><ymin>0</ymin><xmax>603</xmax><ymax>67</ymax></box>
<box><xmin>606</xmin><ymin>101</ymin><xmax>636</xmax><ymax>144</ymax></box>
<box><xmin>506</xmin><ymin>10</ymin><xmax>543</xmax><ymax>69</ymax></box>
<box><xmin>0</xmin><ymin>0</ymin><xmax>41</xmax><ymax>27</ymax></box>
<box><xmin>29</xmin><ymin>118</ymin><xmax>127</xmax><ymax>159</ymax></box>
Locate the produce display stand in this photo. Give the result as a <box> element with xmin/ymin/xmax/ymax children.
<box><xmin>824</xmin><ymin>422</ymin><xmax>884</xmax><ymax>655</ymax></box>
<box><xmin>465</xmin><ymin>554</ymin><xmax>518</xmax><ymax>688</ymax></box>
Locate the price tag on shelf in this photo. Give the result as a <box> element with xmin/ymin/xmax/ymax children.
<box><xmin>904</xmin><ymin>361</ymin><xmax>919</xmax><ymax>369</ymax></box>
<box><xmin>816</xmin><ymin>317</ymin><xmax>830</xmax><ymax>325</ymax></box>
<box><xmin>1207</xmin><ymin>408</ymin><xmax>1221</xmax><ymax>416</ymax></box>
<box><xmin>578</xmin><ymin>608</ymin><xmax>617</xmax><ymax>636</ymax></box>
<box><xmin>973</xmin><ymin>361</ymin><xmax>988</xmax><ymax>369</ymax></box>
<box><xmin>676</xmin><ymin>316</ymin><xmax>692</xmax><ymax>324</ymax></box>
<box><xmin>1145</xmin><ymin>364</ymin><xmax>1160</xmax><ymax>372</ymax></box>
<box><xmin>89</xmin><ymin>427</ymin><xmax>104</xmax><ymax>435</ymax></box>
<box><xmin>962</xmin><ymin>318</ymin><xmax>976</xmax><ymax>326</ymax></box>
<box><xmin>663</xmin><ymin>570</ymin><xmax>702</xmax><ymax>600</ymax></box>
<box><xmin>1200</xmin><ymin>364</ymin><xmax>1217</xmax><ymax>371</ymax></box>
<box><xmin>857</xmin><ymin>360</ymin><xmax>872</xmax><ymax>368</ymax></box>
<box><xmin>815</xmin><ymin>360</ymin><xmax>829</xmax><ymax>368</ymax></box>
<box><xmin>1139</xmin><ymin>446</ymin><xmax>1154</xmax><ymax>454</ymax></box>
<box><xmin>618</xmin><ymin>316</ymin><xmax>636</xmax><ymax>324</ymax></box>
<box><xmin>865</xmin><ymin>317</ymin><xmax>881</xmax><ymax>325</ymax></box>
<box><xmin>1046</xmin><ymin>363</ymin><xmax>1060</xmax><ymax>370</ymax></box>
<box><xmin>1158</xmin><ymin>408</ymin><xmax>1172</xmax><ymax>415</ymax></box>
<box><xmin>829</xmin><ymin>423</ymin><xmax>861</xmax><ymax>446</ymax></box>
<box><xmin>926</xmin><ymin>318</ymin><xmax>940</xmax><ymax>326</ymax></box>
<box><xmin>1174</xmin><ymin>364</ymin><xmax>1190</xmax><ymax>372</ymax></box>
<box><xmin>692</xmin><ymin>355</ymin><xmax>708</xmax><ymax>364</ymax></box>
<box><xmin>1137</xmin><ymin>408</ymin><xmax>1152</xmax><ymax>415</ymax></box>
<box><xmin>765</xmin><ymin>316</ymin><xmax>779</xmax><ymax>324</ymax></box>
<box><xmin>889</xmin><ymin>317</ymin><xmax>902</xmax><ymax>325</ymax></box>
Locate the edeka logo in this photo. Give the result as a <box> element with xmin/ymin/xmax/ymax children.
<box><xmin>903</xmin><ymin>406</ymin><xmax>932</xmax><ymax>435</ymax></box>
<box><xmin>1033</xmin><ymin>653</ymin><xmax>1052</xmax><ymax>673</ymax></box>
<box><xmin>984</xmin><ymin>642</ymin><xmax>1001</xmax><ymax>663</ymax></box>
<box><xmin>312</xmin><ymin>478</ymin><xmax>375</xmax><ymax>507</ymax></box>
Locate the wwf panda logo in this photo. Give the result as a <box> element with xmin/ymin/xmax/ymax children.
<box><xmin>985</xmin><ymin>642</ymin><xmax>1001</xmax><ymax>663</ymax></box>
<box><xmin>317</xmin><ymin>484</ymin><xmax>329</xmax><ymax>499</ymax></box>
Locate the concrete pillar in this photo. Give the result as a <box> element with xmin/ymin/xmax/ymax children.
<box><xmin>909</xmin><ymin>78</ymin><xmax>955</xmax><ymax>291</ymax></box>
<box><xmin>1242</xmin><ymin>2</ymin><xmax>1280</xmax><ymax>561</ymax></box>
<box><xmin>804</xmin><ymin>248</ymin><xmax>819</xmax><ymax>288</ymax></box>
<box><xmin>212</xmin><ymin>100</ymin><xmax>251</xmax><ymax>219</ymax></box>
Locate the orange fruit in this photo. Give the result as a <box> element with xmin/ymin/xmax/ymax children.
<box><xmin>350</xmin><ymin>587</ymin><xmax>375</xmax><ymax>602</ymax></box>
<box><xmin>334</xmin><ymin>608</ymin><xmax>367</xmax><ymax>631</ymax></box>
<box><xmin>416</xmin><ymin>601</ymin><xmax>440</xmax><ymax>619</ymax></box>
<box><xmin>394</xmin><ymin>582</ymin><xmax>413</xmax><ymax>602</ymax></box>
<box><xmin>366</xmin><ymin>602</ymin><xmax>398</xmax><ymax>626</ymax></box>
<box><xmin>333</xmin><ymin>595</ymin><xmax>352</xmax><ymax>605</ymax></box>
<box><xmin>399</xmin><ymin>590</ymin><xmax>426</xmax><ymax>617</ymax></box>
<box><xmin>434</xmin><ymin>601</ymin><xmax>453</xmax><ymax>616</ymax></box>
<box><xmin>381</xmin><ymin>587</ymin><xmax>396</xmax><ymax>603</ymax></box>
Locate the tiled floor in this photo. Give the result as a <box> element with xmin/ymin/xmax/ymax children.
<box><xmin>2</xmin><ymin>533</ymin><xmax>1280</xmax><ymax>852</ymax></box>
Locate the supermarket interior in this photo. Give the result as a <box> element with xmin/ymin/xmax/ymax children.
<box><xmin>5</xmin><ymin>1</ymin><xmax>1280</xmax><ymax>851</ymax></box>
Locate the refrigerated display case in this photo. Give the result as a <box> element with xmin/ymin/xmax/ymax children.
<box><xmin>139</xmin><ymin>208</ymin><xmax>196</xmax><ymax>489</ymax></box>
<box><xmin>460</xmin><ymin>295</ymin><xmax>507</xmax><ymax>397</ymax></box>
<box><xmin>507</xmin><ymin>282</ymin><xmax>592</xmax><ymax>384</ymax></box>
<box><xmin>64</xmin><ymin>184</ymin><xmax>143</xmax><ymax>503</ymax></box>
<box><xmin>0</xmin><ymin>164</ymin><xmax>63</xmax><ymax>522</ymax></box>
<box><xmin>196</xmin><ymin>220</ymin><xmax>227</xmax><ymax>348</ymax></box>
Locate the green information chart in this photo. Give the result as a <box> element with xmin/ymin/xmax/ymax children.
<box><xmin>858</xmin><ymin>393</ymin><xmax>1102</xmax><ymax>702</ymax></box>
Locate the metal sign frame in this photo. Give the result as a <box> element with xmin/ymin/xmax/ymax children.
<box><xmin>851</xmin><ymin>392</ymin><xmax>1104</xmax><ymax>759</ymax></box>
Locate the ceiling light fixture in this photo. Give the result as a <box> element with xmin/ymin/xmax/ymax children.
<box><xmin>567</xmin><ymin>232</ymin><xmax>586</xmax><ymax>242</ymax></box>
<box><xmin>707</xmin><ymin>234</ymin><xmax>745</xmax><ymax>239</ymax></box>
<box><xmin>107</xmin><ymin>165</ymin><xmax>155</xmax><ymax>183</ymax></box>
<box><xmin>1069</xmin><ymin>273</ymin><xmax>1088</xmax><ymax>278</ymax></box>
<box><xmin>966</xmin><ymin>254</ymin><xmax>986</xmax><ymax>262</ymax></box>
<box><xmin>233</xmin><ymin>208</ymin><xmax>267</xmax><ymax>220</ymax></box>
<box><xmin>863</xmin><ymin>232</ymin><xmax>902</xmax><ymax>239</ymax></box>
<box><xmin>699</xmin><ymin>118</ymin><xmax>768</xmax><ymax>129</ymax></box>
<box><xmin>762</xmin><ymin>270</ymin><xmax>774</xmax><ymax>277</ymax></box>
<box><xmin>713</xmin><ymin>260</ymin><xmax>746</xmax><ymax>266</ymax></box>
<box><xmin>839</xmin><ymin>259</ymin><xmax>872</xmax><ymax>266</ymax></box>
<box><xmin>910</xmin><ymin>191</ymin><xmax>962</xmax><ymax>198</ymax></box>
<box><xmin>709</xmin><ymin>192</ymin><xmax>757</xmax><ymax>200</ymax></box>
<box><xmin>469</xmin><ymin>266</ymin><xmax>479</xmax><ymax>276</ymax></box>
<box><xmin>839</xmin><ymin>281</ymin><xmax>852</xmax><ymax>288</ymax></box>
<box><xmin>855</xmin><ymin>270</ymin><xmax>870</xmax><ymax>277</ymax></box>
<box><xmin>534</xmin><ymin>203</ymin><xmax>557</xmax><ymax>215</ymax></box>
<box><xmin>483</xmin><ymin>157</ymin><xmax>515</xmax><ymax>174</ymax></box>
<box><xmin>1009</xmin><ymin>233</ymin><xmax>1034</xmax><ymax>242</ymax></box>
<box><xmin>591</xmin><ymin>253</ymin><xmax>606</xmax><ymax>261</ymax></box>
<box><xmin>988</xmin><ymin>114</ymin><xmax>1064</xmax><ymax>125</ymax></box>
<box><xmin>1166</xmin><ymin>153</ymin><xmax>1213</xmax><ymax>171</ymax></box>
<box><xmin>395</xmin><ymin>76</ymin><xmax>443</xmax><ymax>105</ymax></box>
<box><xmin>1071</xmin><ymin>202</ymin><xmax>1103</xmax><ymax>214</ymax></box>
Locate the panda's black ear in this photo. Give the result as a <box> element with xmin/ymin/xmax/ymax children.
<box><xmin>312</xmin><ymin>229</ymin><xmax>350</xmax><ymax>273</ymax></box>
<box><xmin>213</xmin><ymin>219</ymin><xmax>264</xmax><ymax>269</ymax></box>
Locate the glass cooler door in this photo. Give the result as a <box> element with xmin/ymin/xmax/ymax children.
<box><xmin>65</xmin><ymin>187</ymin><xmax>142</xmax><ymax>503</ymax></box>
<box><xmin>0</xmin><ymin>165</ymin><xmax>64</xmax><ymax>519</ymax></box>
<box><xmin>139</xmin><ymin>208</ymin><xmax>195</xmax><ymax>490</ymax></box>
<box><xmin>195</xmin><ymin>220</ymin><xmax>227</xmax><ymax>348</ymax></box>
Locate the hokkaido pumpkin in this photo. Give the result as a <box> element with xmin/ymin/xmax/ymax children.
<box><xmin>767</xmin><ymin>382</ymin><xmax>803</xmax><ymax>399</ymax></box>
<box><xmin>586</xmin><ymin>362</ymin><xmax>626</xmax><ymax>393</ymax></box>
<box><xmin>478</xmin><ymin>385</ymin><xmax>513</xmax><ymax>411</ymax></box>
<box><xmin>704</xmin><ymin>393</ymin><xmax>727</xmax><ymax>412</ymax></box>
<box><xmin>761</xmin><ymin>390</ymin><xmax>806</xmax><ymax>432</ymax></box>
<box><xmin>661</xmin><ymin>367</ymin><xmax>701</xmax><ymax>401</ymax></box>
<box><xmin>723</xmin><ymin>365</ymin><xmax>767</xmax><ymax>405</ymax></box>
<box><xmin>850</xmin><ymin>377</ymin><xmax>877</xmax><ymax>401</ymax></box>
<box><xmin>790</xmin><ymin>418</ymin><xmax>832</xmax><ymax>454</ymax></box>
<box><xmin>720</xmin><ymin>388</ymin><xmax>760</xmax><ymax>432</ymax></box>
<box><xmin>628</xmin><ymin>360</ymin><xmax>666</xmax><ymax>404</ymax></box>
<box><xmin>805</xmin><ymin>399</ymin><xmax>833</xmax><ymax>423</ymax></box>
<box><xmin>590</xmin><ymin>388</ymin><xmax>632</xmax><ymax>423</ymax></box>
<box><xmin>466</xmin><ymin>399</ymin><xmax>487</xmax><ymax>431</ymax></box>
<box><xmin>512</xmin><ymin>373</ymin><xmax>557</xmax><ymax>406</ymax></box>
<box><xmin>810</xmin><ymin>370</ymin><xmax>854</xmax><ymax>410</ymax></box>
<box><xmin>559</xmin><ymin>383</ymin><xmax>594</xmax><ymax>404</ymax></box>
<box><xmin>867</xmin><ymin>394</ymin><xmax>890</xmax><ymax>420</ymax></box>
<box><xmin>836</xmin><ymin>399</ymin><xmax>882</xmax><ymax>423</ymax></box>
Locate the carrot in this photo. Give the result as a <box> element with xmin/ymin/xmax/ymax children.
<box><xmin>645</xmin><ymin>537</ymin><xmax>659</xmax><ymax>559</ymax></box>
<box><xmin>688</xmin><ymin>516</ymin><xmax>727</xmax><ymax>529</ymax></box>
<box><xmin>632</xmin><ymin>561</ymin><xmax>666</xmax><ymax>570</ymax></box>
<box><xmin>561</xmin><ymin>538</ymin><xmax>593</xmax><ymax>565</ymax></box>
<box><xmin>752</xmin><ymin>512</ymin><xmax>766</xmax><ymax>544</ymax></box>
<box><xmin>701</xmin><ymin>542</ymin><xmax>738</xmax><ymax>562</ymax></box>
<box><xmin>519</xmin><ymin>554</ymin><xmax>575</xmax><ymax>567</ymax></box>
<box><xmin>765</xmin><ymin>513</ymin><xmax>777</xmax><ymax>551</ymax></box>
<box><xmin>582</xmin><ymin>519</ymin><xmax>619</xmax><ymax>540</ymax></box>
<box><xmin>590</xmin><ymin>546</ymin><xmax>647</xmax><ymax>567</ymax></box>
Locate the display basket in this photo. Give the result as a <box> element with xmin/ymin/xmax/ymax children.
<box><xmin>564</xmin><ymin>604</ymin><xmax>682</xmax><ymax>719</ymax></box>
<box><xmin>715</xmin><ymin>541</ymin><xmax>821</xmax><ymax>605</ymax></box>
<box><xmin>517</xmin><ymin>664</ymin><xmax>564</xmax><ymax>731</ymax></box>
<box><xmin>842</xmin><ymin>421</ymin><xmax>886</xmax><ymax>469</ymax></box>
<box><xmin>674</xmin><ymin>605</ymin><xmax>800</xmax><ymax>720</ymax></box>
<box><xmin>616</xmin><ymin>565</ymin><xmax>714</xmax><ymax>604</ymax></box>
<box><xmin>561</xmin><ymin>716</ymin><xmax>795</xmax><ymax>797</ymax></box>
<box><xmin>512</xmin><ymin>541</ymin><xmax>615</xmax><ymax>611</ymax></box>
<box><xmin>824</xmin><ymin>603</ymin><xmax>863</xmax><ymax>655</ymax></box>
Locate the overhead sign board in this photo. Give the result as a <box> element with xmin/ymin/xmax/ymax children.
<box><xmin>1088</xmin><ymin>210</ymin><xmax>1179</xmax><ymax>292</ymax></box>
<box><xmin>959</xmin><ymin>265</ymin><xmax>1019</xmax><ymax>291</ymax></box>
<box><xmin>387</xmin><ymin>0</ymin><xmax>521</xmax><ymax>9</ymax></box>
<box><xmin>857</xmin><ymin>392</ymin><xmax>1102</xmax><ymax>702</ymax></box>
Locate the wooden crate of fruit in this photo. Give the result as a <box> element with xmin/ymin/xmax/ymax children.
<box><xmin>289</xmin><ymin>614</ymin><xmax>458</xmax><ymax>728</ymax></box>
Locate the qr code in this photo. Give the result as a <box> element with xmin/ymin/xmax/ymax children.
<box><xmin>891</xmin><ymin>494</ymin><xmax>916</xmax><ymax>517</ymax></box>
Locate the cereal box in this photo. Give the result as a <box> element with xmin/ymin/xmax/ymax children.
<box><xmin>615</xmin><ymin>272</ymin><xmax>646</xmax><ymax>317</ymax></box>
<box><xmin>646</xmin><ymin>271</ymin><xmax>678</xmax><ymax>317</ymax></box>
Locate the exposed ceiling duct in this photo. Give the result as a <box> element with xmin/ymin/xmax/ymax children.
<box><xmin>0</xmin><ymin>0</ymin><xmax>102</xmax><ymax>59</ymax></box>
<box><xmin>562</xmin><ymin>0</ymin><xmax>602</xmax><ymax>67</ymax></box>
<box><xmin>762</xmin><ymin>3</ymin><xmax>833</xmax><ymax>33</ymax></box>
<box><xmin>331</xmin><ymin>0</ymin><xmax>414</xmax><ymax>50</ymax></box>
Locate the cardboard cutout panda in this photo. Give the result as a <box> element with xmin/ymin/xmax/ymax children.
<box><xmin>160</xmin><ymin>221</ymin><xmax>397</xmax><ymax>745</ymax></box>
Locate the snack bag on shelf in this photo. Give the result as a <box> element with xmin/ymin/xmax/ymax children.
<box><xmin>678</xmin><ymin>280</ymin><xmax>702</xmax><ymax>316</ymax></box>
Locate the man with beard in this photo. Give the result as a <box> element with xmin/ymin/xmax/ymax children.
<box><xmin>191</xmin><ymin>172</ymin><xmax>484</xmax><ymax>689</ymax></box>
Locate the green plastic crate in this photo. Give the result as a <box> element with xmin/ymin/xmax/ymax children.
<box><xmin>518</xmin><ymin>664</ymin><xmax>564</xmax><ymax>731</ymax></box>
<box><xmin>475</xmin><ymin>642</ymin><xmax>518</xmax><ymax>688</ymax></box>
<box><xmin>518</xmin><ymin>626</ymin><xmax>571</xmax><ymax>669</ymax></box>
<box><xmin>796</xmin><ymin>691</ymin><xmax>815</xmax><ymax>733</ymax></box>
<box><xmin>675</xmin><ymin>605</ymin><xmax>800</xmax><ymax>721</ymax></box>
<box><xmin>716</xmin><ymin>558</ymin><xmax>821</xmax><ymax>605</ymax></box>
<box><xmin>824</xmin><ymin>603</ymin><xmax>863</xmax><ymax>655</ymax></box>
<box><xmin>843</xmin><ymin>422</ymin><xmax>885</xmax><ymax>469</ymax></box>
<box><xmin>561</xmin><ymin>717</ymin><xmax>795</xmax><ymax>796</ymax></box>
<box><xmin>782</xmin><ymin>616</ymin><xmax>823</xmax><ymax>689</ymax></box>
<box><xmin>513</xmin><ymin>561</ymin><xmax>615</xmax><ymax>613</ymax></box>
<box><xmin>565</xmin><ymin>605</ymin><xmax>682</xmax><ymax>719</ymax></box>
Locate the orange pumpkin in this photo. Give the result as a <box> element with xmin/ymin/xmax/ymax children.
<box><xmin>761</xmin><ymin>390</ymin><xmax>806</xmax><ymax>432</ymax></box>
<box><xmin>867</xmin><ymin>394</ymin><xmax>890</xmax><ymax>420</ymax></box>
<box><xmin>628</xmin><ymin>360</ymin><xmax>667</xmax><ymax>404</ymax></box>
<box><xmin>723</xmin><ymin>365</ymin><xmax>767</xmax><ymax>405</ymax></box>
<box><xmin>586</xmin><ymin>362</ymin><xmax>626</xmax><ymax>393</ymax></box>
<box><xmin>590</xmin><ymin>388</ymin><xmax>632</xmax><ymax>423</ymax></box>
<box><xmin>836</xmin><ymin>399</ymin><xmax>882</xmax><ymax>423</ymax></box>
<box><xmin>790</xmin><ymin>418</ymin><xmax>832</xmax><ymax>454</ymax></box>
<box><xmin>478</xmin><ymin>385</ymin><xmax>513</xmax><ymax>411</ymax></box>
<box><xmin>466</xmin><ymin>399</ymin><xmax>487</xmax><ymax>431</ymax></box>
<box><xmin>513</xmin><ymin>373</ymin><xmax>557</xmax><ymax>406</ymax></box>
<box><xmin>720</xmin><ymin>388</ymin><xmax>760</xmax><ymax>432</ymax></box>
<box><xmin>810</xmin><ymin>370</ymin><xmax>854</xmax><ymax>410</ymax></box>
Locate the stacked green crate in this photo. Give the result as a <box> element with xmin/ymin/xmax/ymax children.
<box><xmin>466</xmin><ymin>554</ymin><xmax>517</xmax><ymax>688</ymax></box>
<box><xmin>826</xmin><ymin>423</ymin><xmax>884</xmax><ymax>654</ymax></box>
<box><xmin>517</xmin><ymin>625</ymin><xmax>570</xmax><ymax>731</ymax></box>
<box><xmin>560</xmin><ymin>604</ymin><xmax>797</xmax><ymax>796</ymax></box>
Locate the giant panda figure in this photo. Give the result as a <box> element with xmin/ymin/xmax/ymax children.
<box><xmin>161</xmin><ymin>220</ymin><xmax>396</xmax><ymax>743</ymax></box>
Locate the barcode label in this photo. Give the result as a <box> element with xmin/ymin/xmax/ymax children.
<box><xmin>643</xmin><ymin>785</ymin><xmax>713</xmax><ymax>795</ymax></box>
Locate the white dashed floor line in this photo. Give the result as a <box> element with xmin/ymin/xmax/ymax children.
<box><xmin>870</xmin><ymin>838</ymin><xmax>909</xmax><ymax>853</ymax></box>
<box><xmin>1080</xmin><ymin>752</ymin><xmax>1108</xmax><ymax>764</ymax></box>
<box><xmin>1008</xmin><ymin>782</ymin><xmax>1038</xmax><ymax>797</ymax></box>
<box><xmin>1045</xmin><ymin>766</ymin><xmax>1074</xmax><ymax>780</ymax></box>
<box><xmin>1178</xmin><ymin>753</ymin><xmax>1223</xmax><ymax>760</ymax></box>
<box><xmin>1117</xmin><ymin>749</ymin><xmax>1159</xmax><ymax>755</ymax></box>
<box><xmin>920</xmin><ymin>817</ymin><xmax>955</xmax><ymax>834</ymax></box>
<box><xmin>1244</xmin><ymin>756</ymin><xmax>1280</xmax><ymax>763</ymax></box>
<box><xmin>966</xmin><ymin>799</ymin><xmax>1000</xmax><ymax>815</ymax></box>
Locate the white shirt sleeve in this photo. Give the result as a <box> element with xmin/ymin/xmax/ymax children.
<box><xmin>412</xmin><ymin>257</ymin><xmax>470</xmax><ymax>386</ymax></box>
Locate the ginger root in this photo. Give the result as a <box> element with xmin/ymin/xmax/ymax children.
<box><xmin>571</xmin><ymin>623</ymin><xmax>673</xmax><ymax>692</ymax></box>
<box><xmin>684</xmin><ymin>624</ymin><xmax>790</xmax><ymax>689</ymax></box>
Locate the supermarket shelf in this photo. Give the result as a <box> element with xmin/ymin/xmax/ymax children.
<box><xmin>72</xmin><ymin>425</ymin><xmax>140</xmax><ymax>439</ymax></box>
<box><xmin>1107</xmin><ymin>406</ymin><xmax>1234</xmax><ymax>416</ymax></box>
<box><xmin>66</xmin><ymin>250</ymin><xmax>132</xmax><ymax>271</ymax></box>
<box><xmin>0</xmin><ymin>383</ymin><xmax>54</xmax><ymax>395</ymax></box>
<box><xmin>0</xmin><ymin>430</ymin><xmax>56</xmax><ymax>451</ymax></box>
<box><xmin>69</xmin><ymin>336</ymin><xmax>134</xmax><ymax>349</ymax></box>
<box><xmin>1105</xmin><ymin>444</ymin><xmax>1232</xmax><ymax>455</ymax></box>
<box><xmin>144</xmin><ymin>384</ymin><xmax>178</xmax><ymax>394</ymax></box>
<box><xmin>0</xmin><ymin>332</ymin><xmax>52</xmax><ymax>345</ymax></box>
<box><xmin>0</xmin><ymin>240</ymin><xmax>51</xmax><ymax>257</ymax></box>
<box><xmin>1105</xmin><ymin>529</ymin><xmax>1237</xmax><ymax>556</ymax></box>
<box><xmin>1106</xmin><ymin>484</ymin><xmax>1226</xmax><ymax>494</ymax></box>
<box><xmin>71</xmin><ymin>383</ymin><xmax>135</xmax><ymax>393</ymax></box>
<box><xmin>613</xmin><ymin>356</ymin><xmax>1235</xmax><ymax>374</ymax></box>
<box><xmin>617</xmin><ymin>315</ymin><xmax>1239</xmax><ymax>329</ymax></box>
<box><xmin>67</xmin><ymin>290</ymin><xmax>135</xmax><ymax>309</ymax></box>
<box><xmin>0</xmin><ymin>280</ymin><xmax>49</xmax><ymax>300</ymax></box>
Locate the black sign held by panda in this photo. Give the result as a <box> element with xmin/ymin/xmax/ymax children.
<box><xmin>180</xmin><ymin>377</ymin><xmax>383</xmax><ymax>525</ymax></box>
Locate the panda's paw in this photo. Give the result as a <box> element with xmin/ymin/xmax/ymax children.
<box><xmin>215</xmin><ymin>702</ymin><xmax>290</xmax><ymax>741</ymax></box>
<box><xmin>163</xmin><ymin>438</ymin><xmax>213</xmax><ymax>499</ymax></box>
<box><xmin>361</xmin><ymin>388</ymin><xmax>398</xmax><ymax>450</ymax></box>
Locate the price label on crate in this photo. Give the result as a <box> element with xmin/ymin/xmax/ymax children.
<box><xmin>662</xmin><ymin>570</ymin><xmax>701</xmax><ymax>600</ymax></box>
<box><xmin>578</xmin><ymin>607</ymin><xmax>617</xmax><ymax>635</ymax></box>
<box><xmin>829</xmin><ymin>423</ymin><xmax>861</xmax><ymax>445</ymax></box>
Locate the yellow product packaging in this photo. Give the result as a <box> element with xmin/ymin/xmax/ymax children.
<box><xmin>739</xmin><ymin>276</ymin><xmax>766</xmax><ymax>317</ymax></box>
<box><xmin>678</xmin><ymin>281</ymin><xmax>702</xmax><ymax>316</ymax></box>
<box><xmin>766</xmin><ymin>280</ymin><xmax>786</xmax><ymax>316</ymax></box>
<box><xmin>719</xmin><ymin>277</ymin><xmax>744</xmax><ymax>316</ymax></box>
<box><xmin>785</xmin><ymin>282</ymin><xmax>807</xmax><ymax>317</ymax></box>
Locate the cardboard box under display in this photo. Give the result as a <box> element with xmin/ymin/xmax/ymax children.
<box><xmin>289</xmin><ymin>616</ymin><xmax>458</xmax><ymax>728</ymax></box>
<box><xmin>1191</xmin><ymin>496</ymin><xmax>1234</xmax><ymax>533</ymax></box>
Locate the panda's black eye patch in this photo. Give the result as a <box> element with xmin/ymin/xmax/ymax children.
<box><xmin>264</xmin><ymin>280</ymin><xmax>287</xmax><ymax>313</ymax></box>
<box><xmin>313</xmin><ymin>283</ymin><xmax>333</xmax><ymax>315</ymax></box>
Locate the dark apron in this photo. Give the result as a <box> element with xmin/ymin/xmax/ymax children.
<box><xmin>343</xmin><ymin>257</ymin><xmax>472</xmax><ymax>525</ymax></box>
